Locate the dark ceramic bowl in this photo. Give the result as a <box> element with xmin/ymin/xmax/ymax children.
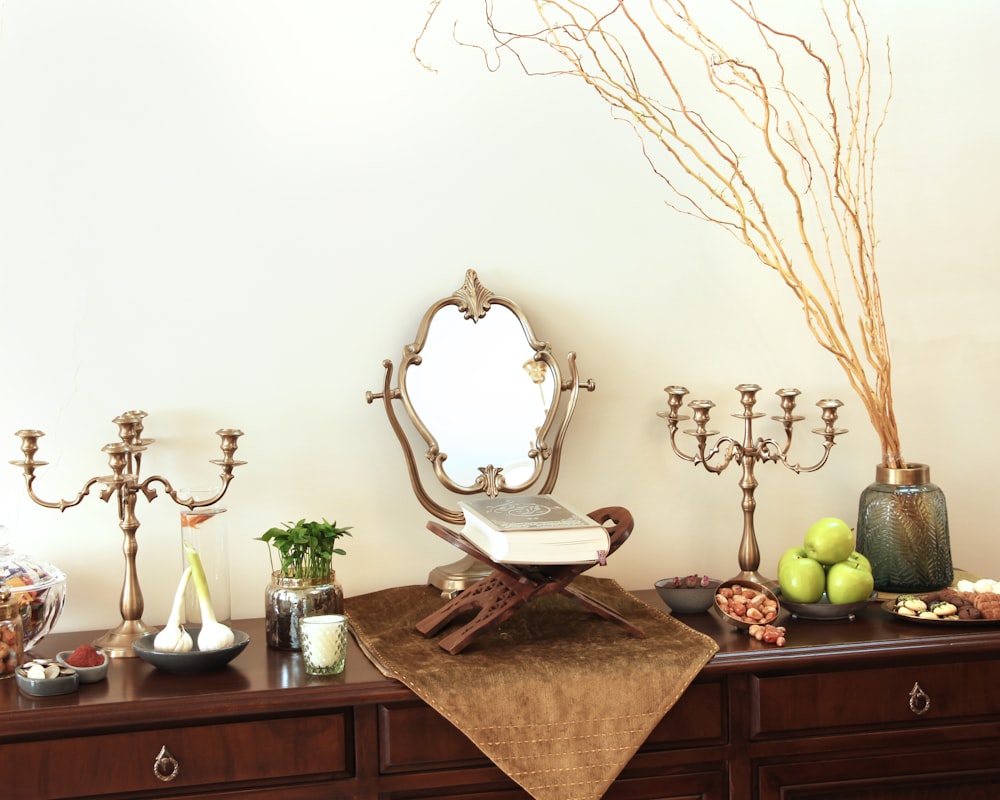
<box><xmin>132</xmin><ymin>627</ymin><xmax>250</xmax><ymax>674</ymax></box>
<box><xmin>654</xmin><ymin>578</ymin><xmax>723</xmax><ymax>614</ymax></box>
<box><xmin>15</xmin><ymin>663</ymin><xmax>79</xmax><ymax>697</ymax></box>
<box><xmin>55</xmin><ymin>649</ymin><xmax>109</xmax><ymax>683</ymax></box>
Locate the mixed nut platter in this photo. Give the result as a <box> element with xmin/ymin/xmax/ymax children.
<box><xmin>884</xmin><ymin>578</ymin><xmax>1000</xmax><ymax>625</ymax></box>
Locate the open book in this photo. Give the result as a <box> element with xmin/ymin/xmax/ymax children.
<box><xmin>458</xmin><ymin>494</ymin><xmax>610</xmax><ymax>565</ymax></box>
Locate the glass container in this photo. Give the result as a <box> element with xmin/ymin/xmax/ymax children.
<box><xmin>298</xmin><ymin>614</ymin><xmax>348</xmax><ymax>676</ymax></box>
<box><xmin>0</xmin><ymin>585</ymin><xmax>24</xmax><ymax>678</ymax></box>
<box><xmin>179</xmin><ymin>490</ymin><xmax>230</xmax><ymax>625</ymax></box>
<box><xmin>855</xmin><ymin>463</ymin><xmax>953</xmax><ymax>592</ymax></box>
<box><xmin>264</xmin><ymin>572</ymin><xmax>343</xmax><ymax>650</ymax></box>
<box><xmin>0</xmin><ymin>525</ymin><xmax>66</xmax><ymax>651</ymax></box>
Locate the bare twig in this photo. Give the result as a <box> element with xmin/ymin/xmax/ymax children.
<box><xmin>418</xmin><ymin>0</ymin><xmax>902</xmax><ymax>467</ymax></box>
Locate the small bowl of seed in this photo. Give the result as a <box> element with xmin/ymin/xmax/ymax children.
<box><xmin>15</xmin><ymin>658</ymin><xmax>79</xmax><ymax>697</ymax></box>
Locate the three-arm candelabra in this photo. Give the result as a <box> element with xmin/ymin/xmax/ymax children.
<box><xmin>10</xmin><ymin>411</ymin><xmax>245</xmax><ymax>657</ymax></box>
<box><xmin>659</xmin><ymin>384</ymin><xmax>846</xmax><ymax>586</ymax></box>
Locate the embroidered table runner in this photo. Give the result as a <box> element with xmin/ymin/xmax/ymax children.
<box><xmin>345</xmin><ymin>576</ymin><xmax>719</xmax><ymax>800</ymax></box>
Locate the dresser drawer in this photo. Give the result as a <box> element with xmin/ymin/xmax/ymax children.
<box><xmin>378</xmin><ymin>681</ymin><xmax>724</xmax><ymax>775</ymax></box>
<box><xmin>0</xmin><ymin>712</ymin><xmax>350</xmax><ymax>799</ymax></box>
<box><xmin>642</xmin><ymin>680</ymin><xmax>726</xmax><ymax>750</ymax></box>
<box><xmin>752</xmin><ymin>659</ymin><xmax>1000</xmax><ymax>738</ymax></box>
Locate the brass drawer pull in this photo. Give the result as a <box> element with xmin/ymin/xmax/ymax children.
<box><xmin>154</xmin><ymin>745</ymin><xmax>180</xmax><ymax>782</ymax></box>
<box><xmin>908</xmin><ymin>682</ymin><xmax>931</xmax><ymax>716</ymax></box>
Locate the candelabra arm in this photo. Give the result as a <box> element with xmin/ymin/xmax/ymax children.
<box><xmin>693</xmin><ymin>437</ymin><xmax>738</xmax><ymax>474</ymax></box>
<box><xmin>145</xmin><ymin>473</ymin><xmax>236</xmax><ymax>511</ymax></box>
<box><xmin>781</xmin><ymin>437</ymin><xmax>839</xmax><ymax>474</ymax></box>
<box><xmin>18</xmin><ymin>473</ymin><xmax>105</xmax><ymax>512</ymax></box>
<box><xmin>665</xmin><ymin>423</ymin><xmax>698</xmax><ymax>464</ymax></box>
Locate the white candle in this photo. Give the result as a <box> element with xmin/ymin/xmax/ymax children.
<box><xmin>299</xmin><ymin>614</ymin><xmax>348</xmax><ymax>674</ymax></box>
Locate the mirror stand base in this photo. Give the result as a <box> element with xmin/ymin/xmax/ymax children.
<box><xmin>428</xmin><ymin>555</ymin><xmax>492</xmax><ymax>599</ymax></box>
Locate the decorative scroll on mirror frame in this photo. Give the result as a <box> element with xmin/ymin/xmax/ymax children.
<box><xmin>366</xmin><ymin>269</ymin><xmax>595</xmax><ymax>594</ymax></box>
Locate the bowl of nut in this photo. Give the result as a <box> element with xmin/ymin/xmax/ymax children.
<box><xmin>712</xmin><ymin>579</ymin><xmax>782</xmax><ymax>630</ymax></box>
<box><xmin>655</xmin><ymin>574</ymin><xmax>722</xmax><ymax>614</ymax></box>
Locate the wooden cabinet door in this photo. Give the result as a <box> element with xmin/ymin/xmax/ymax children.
<box><xmin>757</xmin><ymin>745</ymin><xmax>1000</xmax><ymax>800</ymax></box>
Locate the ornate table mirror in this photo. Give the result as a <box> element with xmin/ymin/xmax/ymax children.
<box><xmin>366</xmin><ymin>269</ymin><xmax>595</xmax><ymax>594</ymax></box>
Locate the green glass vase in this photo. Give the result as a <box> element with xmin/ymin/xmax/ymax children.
<box><xmin>855</xmin><ymin>463</ymin><xmax>953</xmax><ymax>592</ymax></box>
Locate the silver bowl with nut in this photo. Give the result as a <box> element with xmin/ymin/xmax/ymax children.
<box><xmin>712</xmin><ymin>579</ymin><xmax>782</xmax><ymax>630</ymax></box>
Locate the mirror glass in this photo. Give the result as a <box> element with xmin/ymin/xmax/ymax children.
<box><xmin>405</xmin><ymin>304</ymin><xmax>557</xmax><ymax>487</ymax></box>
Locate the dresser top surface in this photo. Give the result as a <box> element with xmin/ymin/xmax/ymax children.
<box><xmin>2</xmin><ymin>588</ymin><xmax>997</xmax><ymax>740</ymax></box>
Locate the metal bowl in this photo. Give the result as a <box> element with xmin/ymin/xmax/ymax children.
<box><xmin>654</xmin><ymin>578</ymin><xmax>722</xmax><ymax>614</ymax></box>
<box><xmin>712</xmin><ymin>579</ymin><xmax>781</xmax><ymax>631</ymax></box>
<box><xmin>776</xmin><ymin>590</ymin><xmax>877</xmax><ymax>621</ymax></box>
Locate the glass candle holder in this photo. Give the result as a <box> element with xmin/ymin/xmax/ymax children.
<box><xmin>298</xmin><ymin>614</ymin><xmax>348</xmax><ymax>676</ymax></box>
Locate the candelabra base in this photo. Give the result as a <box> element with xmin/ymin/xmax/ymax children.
<box><xmin>730</xmin><ymin>569</ymin><xmax>777</xmax><ymax>590</ymax></box>
<box><xmin>93</xmin><ymin>619</ymin><xmax>154</xmax><ymax>658</ymax></box>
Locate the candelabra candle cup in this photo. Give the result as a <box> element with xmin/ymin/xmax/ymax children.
<box><xmin>298</xmin><ymin>614</ymin><xmax>348</xmax><ymax>676</ymax></box>
<box><xmin>179</xmin><ymin>488</ymin><xmax>230</xmax><ymax>626</ymax></box>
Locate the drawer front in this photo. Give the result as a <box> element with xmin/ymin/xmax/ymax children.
<box><xmin>379</xmin><ymin>702</ymin><xmax>485</xmax><ymax>773</ymax></box>
<box><xmin>0</xmin><ymin>712</ymin><xmax>350</xmax><ymax>799</ymax></box>
<box><xmin>642</xmin><ymin>680</ymin><xmax>726</xmax><ymax>749</ymax></box>
<box><xmin>753</xmin><ymin>659</ymin><xmax>1000</xmax><ymax>737</ymax></box>
<box><xmin>379</xmin><ymin>681</ymin><xmax>724</xmax><ymax>774</ymax></box>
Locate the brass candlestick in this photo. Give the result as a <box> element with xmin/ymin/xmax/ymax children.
<box><xmin>10</xmin><ymin>411</ymin><xmax>245</xmax><ymax>657</ymax></box>
<box><xmin>659</xmin><ymin>384</ymin><xmax>846</xmax><ymax>586</ymax></box>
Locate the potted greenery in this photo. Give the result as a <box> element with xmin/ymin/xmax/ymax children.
<box><xmin>257</xmin><ymin>518</ymin><xmax>353</xmax><ymax>650</ymax></box>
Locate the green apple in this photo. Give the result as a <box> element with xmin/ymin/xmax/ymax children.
<box><xmin>846</xmin><ymin>550</ymin><xmax>872</xmax><ymax>573</ymax></box>
<box><xmin>803</xmin><ymin>517</ymin><xmax>855</xmax><ymax>566</ymax></box>
<box><xmin>826</xmin><ymin>559</ymin><xmax>875</xmax><ymax>604</ymax></box>
<box><xmin>777</xmin><ymin>546</ymin><xmax>808</xmax><ymax>577</ymax></box>
<box><xmin>778</xmin><ymin>552</ymin><xmax>826</xmax><ymax>603</ymax></box>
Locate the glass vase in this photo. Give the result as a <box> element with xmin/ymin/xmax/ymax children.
<box><xmin>855</xmin><ymin>463</ymin><xmax>953</xmax><ymax>593</ymax></box>
<box><xmin>264</xmin><ymin>571</ymin><xmax>344</xmax><ymax>650</ymax></box>
<box><xmin>179</xmin><ymin>490</ymin><xmax>231</xmax><ymax>625</ymax></box>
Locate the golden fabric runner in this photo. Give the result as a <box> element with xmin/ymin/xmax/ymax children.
<box><xmin>345</xmin><ymin>576</ymin><xmax>719</xmax><ymax>800</ymax></box>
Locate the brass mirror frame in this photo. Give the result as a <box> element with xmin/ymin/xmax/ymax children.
<box><xmin>367</xmin><ymin>269</ymin><xmax>595</xmax><ymax>592</ymax></box>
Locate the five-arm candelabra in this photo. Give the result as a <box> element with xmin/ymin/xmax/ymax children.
<box><xmin>10</xmin><ymin>411</ymin><xmax>245</xmax><ymax>656</ymax></box>
<box><xmin>659</xmin><ymin>384</ymin><xmax>846</xmax><ymax>585</ymax></box>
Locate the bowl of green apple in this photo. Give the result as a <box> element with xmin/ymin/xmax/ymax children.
<box><xmin>776</xmin><ymin>517</ymin><xmax>877</xmax><ymax>621</ymax></box>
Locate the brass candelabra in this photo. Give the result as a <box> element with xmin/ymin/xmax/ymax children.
<box><xmin>659</xmin><ymin>384</ymin><xmax>846</xmax><ymax>586</ymax></box>
<box><xmin>10</xmin><ymin>411</ymin><xmax>245</xmax><ymax>657</ymax></box>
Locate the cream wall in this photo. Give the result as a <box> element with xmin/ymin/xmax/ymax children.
<box><xmin>0</xmin><ymin>2</ymin><xmax>997</xmax><ymax>634</ymax></box>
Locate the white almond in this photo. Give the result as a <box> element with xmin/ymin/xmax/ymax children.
<box><xmin>26</xmin><ymin>663</ymin><xmax>47</xmax><ymax>680</ymax></box>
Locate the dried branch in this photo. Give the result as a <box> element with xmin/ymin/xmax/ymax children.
<box><xmin>418</xmin><ymin>0</ymin><xmax>902</xmax><ymax>467</ymax></box>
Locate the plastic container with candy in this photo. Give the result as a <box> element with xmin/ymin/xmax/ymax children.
<box><xmin>0</xmin><ymin>526</ymin><xmax>66</xmax><ymax>651</ymax></box>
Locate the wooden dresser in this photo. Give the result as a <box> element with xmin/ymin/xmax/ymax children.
<box><xmin>2</xmin><ymin>590</ymin><xmax>999</xmax><ymax>800</ymax></box>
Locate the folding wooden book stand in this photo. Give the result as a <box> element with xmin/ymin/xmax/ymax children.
<box><xmin>416</xmin><ymin>506</ymin><xmax>645</xmax><ymax>654</ymax></box>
